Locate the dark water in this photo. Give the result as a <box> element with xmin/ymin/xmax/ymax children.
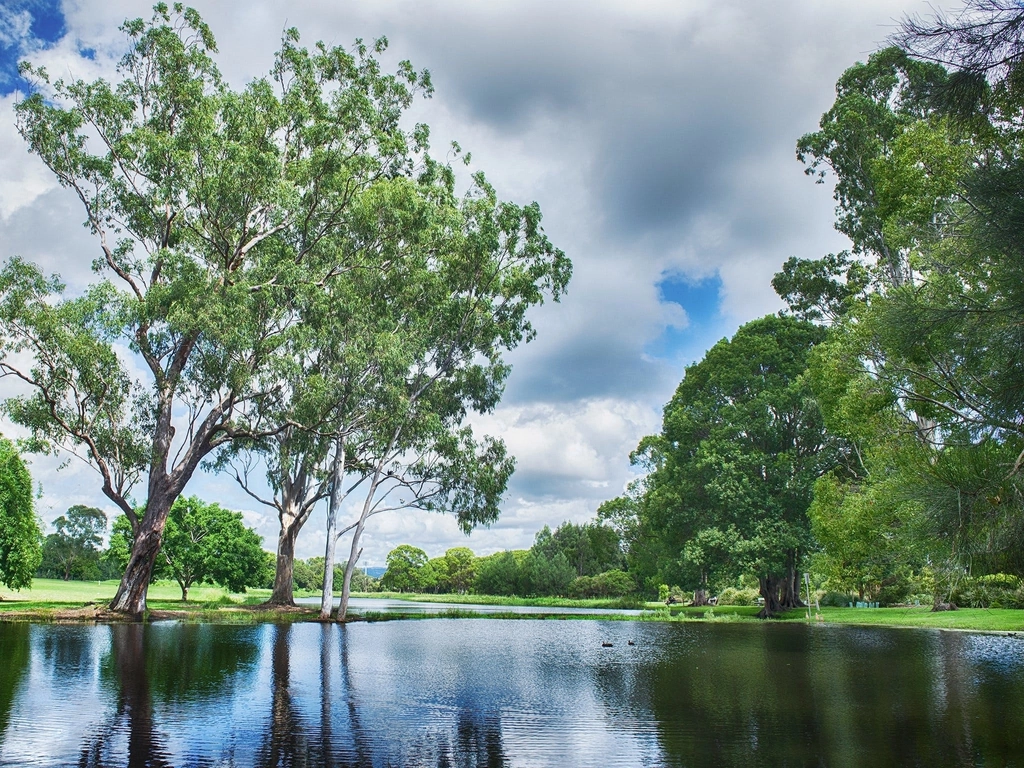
<box><xmin>0</xmin><ymin>620</ymin><xmax>1022</xmax><ymax>767</ymax></box>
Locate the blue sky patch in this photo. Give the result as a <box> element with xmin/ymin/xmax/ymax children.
<box><xmin>647</xmin><ymin>272</ymin><xmax>730</xmax><ymax>364</ymax></box>
<box><xmin>0</xmin><ymin>0</ymin><xmax>67</xmax><ymax>96</ymax></box>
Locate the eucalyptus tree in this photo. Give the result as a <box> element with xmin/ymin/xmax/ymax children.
<box><xmin>0</xmin><ymin>5</ymin><xmax>434</xmax><ymax>614</ymax></box>
<box><xmin>796</xmin><ymin>47</ymin><xmax>951</xmax><ymax>291</ymax></box>
<box><xmin>316</xmin><ymin>167</ymin><xmax>568</xmax><ymax>621</ymax></box>
<box><xmin>224</xmin><ymin>423</ymin><xmax>329</xmax><ymax>606</ymax></box>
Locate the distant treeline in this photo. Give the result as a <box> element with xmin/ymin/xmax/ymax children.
<box><xmin>381</xmin><ymin>520</ymin><xmax>634</xmax><ymax>598</ymax></box>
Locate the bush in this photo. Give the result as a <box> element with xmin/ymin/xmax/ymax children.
<box><xmin>568</xmin><ymin>569</ymin><xmax>636</xmax><ymax>598</ymax></box>
<box><xmin>716</xmin><ymin>586</ymin><xmax>759</xmax><ymax>606</ymax></box>
<box><xmin>951</xmin><ymin>573</ymin><xmax>1024</xmax><ymax>609</ymax></box>
<box><xmin>568</xmin><ymin>576</ymin><xmax>595</xmax><ymax>599</ymax></box>
<box><xmin>819</xmin><ymin>591</ymin><xmax>853</xmax><ymax>607</ymax></box>
<box><xmin>876</xmin><ymin>575</ymin><xmax>912</xmax><ymax>607</ymax></box>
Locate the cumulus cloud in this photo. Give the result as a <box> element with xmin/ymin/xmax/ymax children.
<box><xmin>0</xmin><ymin>0</ymin><xmax>958</xmax><ymax>562</ymax></box>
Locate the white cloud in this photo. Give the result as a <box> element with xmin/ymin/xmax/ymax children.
<box><xmin>0</xmin><ymin>0</ymin><xmax>960</xmax><ymax>566</ymax></box>
<box><xmin>0</xmin><ymin>97</ymin><xmax>54</xmax><ymax>219</ymax></box>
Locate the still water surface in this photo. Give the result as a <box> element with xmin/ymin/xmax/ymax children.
<box><xmin>0</xmin><ymin>620</ymin><xmax>1021</xmax><ymax>767</ymax></box>
<box><xmin>301</xmin><ymin>596</ymin><xmax>647</xmax><ymax>615</ymax></box>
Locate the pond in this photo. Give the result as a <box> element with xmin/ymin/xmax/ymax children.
<box><xmin>0</xmin><ymin>620</ymin><xmax>1021</xmax><ymax>766</ymax></box>
<box><xmin>298</xmin><ymin>596</ymin><xmax>648</xmax><ymax>616</ymax></box>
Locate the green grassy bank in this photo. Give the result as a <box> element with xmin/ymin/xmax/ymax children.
<box><xmin>2</xmin><ymin>580</ymin><xmax>1022</xmax><ymax>631</ymax></box>
<box><xmin>371</xmin><ymin>591</ymin><xmax>643</xmax><ymax>610</ymax></box>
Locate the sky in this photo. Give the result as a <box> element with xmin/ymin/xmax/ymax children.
<box><xmin>0</xmin><ymin>0</ymin><xmax>955</xmax><ymax>566</ymax></box>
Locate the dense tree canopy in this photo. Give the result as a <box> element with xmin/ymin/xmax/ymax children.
<box><xmin>1</xmin><ymin>4</ymin><xmax>567</xmax><ymax>618</ymax></box>
<box><xmin>770</xmin><ymin>6</ymin><xmax>1024</xmax><ymax>606</ymax></box>
<box><xmin>109</xmin><ymin>496</ymin><xmax>268</xmax><ymax>600</ymax></box>
<box><xmin>37</xmin><ymin>505</ymin><xmax>107</xmax><ymax>581</ymax></box>
<box><xmin>607</xmin><ymin>316</ymin><xmax>844</xmax><ymax>616</ymax></box>
<box><xmin>0</xmin><ymin>437</ymin><xmax>40</xmax><ymax>590</ymax></box>
<box><xmin>380</xmin><ymin>545</ymin><xmax>429</xmax><ymax>592</ymax></box>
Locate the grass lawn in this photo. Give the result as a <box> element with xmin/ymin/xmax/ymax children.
<box><xmin>0</xmin><ymin>578</ymin><xmax>274</xmax><ymax>614</ymax></box>
<box><xmin>649</xmin><ymin>603</ymin><xmax>1024</xmax><ymax>631</ymax></box>
<box><xmin>806</xmin><ymin>605</ymin><xmax>1024</xmax><ymax>632</ymax></box>
<box><xmin>3</xmin><ymin>580</ymin><xmax>1022</xmax><ymax>631</ymax></box>
<box><xmin>371</xmin><ymin>591</ymin><xmax>644</xmax><ymax>610</ymax></box>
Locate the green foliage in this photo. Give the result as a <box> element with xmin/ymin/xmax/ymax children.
<box><xmin>715</xmin><ymin>586</ymin><xmax>760</xmax><ymax>606</ymax></box>
<box><xmin>110</xmin><ymin>497</ymin><xmax>268</xmax><ymax>600</ymax></box>
<box><xmin>819</xmin><ymin>591</ymin><xmax>854</xmax><ymax>608</ymax></box>
<box><xmin>474</xmin><ymin>550</ymin><xmax>525</xmax><ymax>596</ymax></box>
<box><xmin>521</xmin><ymin>548</ymin><xmax>575</xmax><ymax>597</ymax></box>
<box><xmin>291</xmin><ymin>558</ymin><xmax>319</xmax><ymax>592</ymax></box>
<box><xmin>950</xmin><ymin>573</ymin><xmax>1024</xmax><ymax>609</ymax></box>
<box><xmin>771</xmin><ymin>252</ymin><xmax>869</xmax><ymax>323</ymax></box>
<box><xmin>796</xmin><ymin>47</ymin><xmax>951</xmax><ymax>286</ymax></box>
<box><xmin>808</xmin><ymin>469</ymin><xmax>924</xmax><ymax>603</ymax></box>
<box><xmin>787</xmin><ymin>29</ymin><xmax>1024</xmax><ymax>603</ymax></box>
<box><xmin>567</xmin><ymin>569</ymin><xmax>636</xmax><ymax>599</ymax></box>
<box><xmin>3</xmin><ymin>4</ymin><xmax>569</xmax><ymax>619</ymax></box>
<box><xmin>539</xmin><ymin>521</ymin><xmax>624</xmax><ymax>577</ymax></box>
<box><xmin>37</xmin><ymin>505</ymin><xmax>107</xmax><ymax>581</ymax></box>
<box><xmin>441</xmin><ymin>547</ymin><xmax>476</xmax><ymax>593</ymax></box>
<box><xmin>0</xmin><ymin>437</ymin><xmax>41</xmax><ymax>590</ymax></box>
<box><xmin>616</xmin><ymin>315</ymin><xmax>845</xmax><ymax>613</ymax></box>
<box><xmin>380</xmin><ymin>545</ymin><xmax>429</xmax><ymax>592</ymax></box>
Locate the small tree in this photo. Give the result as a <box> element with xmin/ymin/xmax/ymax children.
<box><xmin>443</xmin><ymin>547</ymin><xmax>476</xmax><ymax>593</ymax></box>
<box><xmin>38</xmin><ymin>505</ymin><xmax>107</xmax><ymax>581</ymax></box>
<box><xmin>0</xmin><ymin>437</ymin><xmax>40</xmax><ymax>590</ymax></box>
<box><xmin>109</xmin><ymin>496</ymin><xmax>268</xmax><ymax>600</ymax></box>
<box><xmin>474</xmin><ymin>551</ymin><xmax>523</xmax><ymax>596</ymax></box>
<box><xmin>380</xmin><ymin>545</ymin><xmax>428</xmax><ymax>592</ymax></box>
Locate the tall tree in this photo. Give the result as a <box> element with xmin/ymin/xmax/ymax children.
<box><xmin>789</xmin><ymin>20</ymin><xmax>1024</xmax><ymax>602</ymax></box>
<box><xmin>1</xmin><ymin>5</ymin><xmax>435</xmax><ymax>614</ymax></box>
<box><xmin>796</xmin><ymin>47</ymin><xmax>951</xmax><ymax>292</ymax></box>
<box><xmin>207</xmin><ymin>25</ymin><xmax>568</xmax><ymax>614</ymax></box>
<box><xmin>442</xmin><ymin>547</ymin><xmax>477</xmax><ymax>593</ymax></box>
<box><xmin>0</xmin><ymin>436</ymin><xmax>41</xmax><ymax>590</ymax></box>
<box><xmin>623</xmin><ymin>316</ymin><xmax>845</xmax><ymax>617</ymax></box>
<box><xmin>307</xmin><ymin>166</ymin><xmax>568</xmax><ymax>621</ymax></box>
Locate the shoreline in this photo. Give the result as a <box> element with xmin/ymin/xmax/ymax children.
<box><xmin>2</xmin><ymin>580</ymin><xmax>1021</xmax><ymax>632</ymax></box>
<box><xmin>1</xmin><ymin>600</ymin><xmax>1022</xmax><ymax>635</ymax></box>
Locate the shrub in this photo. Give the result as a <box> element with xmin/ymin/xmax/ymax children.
<box><xmin>876</xmin><ymin>575</ymin><xmax>912</xmax><ymax>607</ymax></box>
<box><xmin>952</xmin><ymin>574</ymin><xmax>1024</xmax><ymax>609</ymax></box>
<box><xmin>819</xmin><ymin>591</ymin><xmax>853</xmax><ymax>607</ymax></box>
<box><xmin>568</xmin><ymin>569</ymin><xmax>636</xmax><ymax>598</ymax></box>
<box><xmin>716</xmin><ymin>586</ymin><xmax>759</xmax><ymax>606</ymax></box>
<box><xmin>568</xmin><ymin>576</ymin><xmax>595</xmax><ymax>599</ymax></box>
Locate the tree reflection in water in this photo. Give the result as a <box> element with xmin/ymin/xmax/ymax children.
<box><xmin>68</xmin><ymin>624</ymin><xmax>260</xmax><ymax>767</ymax></box>
<box><xmin>244</xmin><ymin>622</ymin><xmax>509</xmax><ymax>767</ymax></box>
<box><xmin>1</xmin><ymin>621</ymin><xmax>1021</xmax><ymax>767</ymax></box>
<box><xmin>73</xmin><ymin>624</ymin><xmax>172</xmax><ymax>768</ymax></box>
<box><xmin>638</xmin><ymin>623</ymin><xmax>1024</xmax><ymax>767</ymax></box>
<box><xmin>0</xmin><ymin>624</ymin><xmax>30</xmax><ymax>743</ymax></box>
